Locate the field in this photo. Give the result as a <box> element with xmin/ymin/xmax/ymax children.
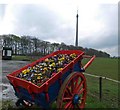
<box><xmin>82</xmin><ymin>57</ymin><xmax>118</xmax><ymax>80</ymax></box>
<box><xmin>82</xmin><ymin>57</ymin><xmax>119</xmax><ymax>108</ymax></box>
<box><xmin>1</xmin><ymin>57</ymin><xmax>119</xmax><ymax>109</ymax></box>
<box><xmin>12</xmin><ymin>55</ymin><xmax>41</xmax><ymax>62</ymax></box>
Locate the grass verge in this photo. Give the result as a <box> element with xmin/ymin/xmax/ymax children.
<box><xmin>12</xmin><ymin>55</ymin><xmax>42</xmax><ymax>62</ymax></box>
<box><xmin>82</xmin><ymin>57</ymin><xmax>118</xmax><ymax>80</ymax></box>
<box><xmin>85</xmin><ymin>74</ymin><xmax>119</xmax><ymax>108</ymax></box>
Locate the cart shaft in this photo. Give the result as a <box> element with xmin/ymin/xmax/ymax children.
<box><xmin>83</xmin><ymin>55</ymin><xmax>96</xmax><ymax>70</ymax></box>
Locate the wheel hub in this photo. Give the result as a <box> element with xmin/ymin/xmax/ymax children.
<box><xmin>73</xmin><ymin>94</ymin><xmax>80</xmax><ymax>104</ymax></box>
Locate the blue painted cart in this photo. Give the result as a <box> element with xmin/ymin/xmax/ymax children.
<box><xmin>7</xmin><ymin>50</ymin><xmax>95</xmax><ymax>109</ymax></box>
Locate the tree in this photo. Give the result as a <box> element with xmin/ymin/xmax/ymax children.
<box><xmin>1</xmin><ymin>34</ymin><xmax>110</xmax><ymax>57</ymax></box>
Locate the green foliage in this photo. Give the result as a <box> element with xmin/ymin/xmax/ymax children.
<box><xmin>1</xmin><ymin>100</ymin><xmax>14</xmax><ymax>110</ymax></box>
<box><xmin>1</xmin><ymin>34</ymin><xmax>110</xmax><ymax>57</ymax></box>
<box><xmin>85</xmin><ymin>48</ymin><xmax>110</xmax><ymax>57</ymax></box>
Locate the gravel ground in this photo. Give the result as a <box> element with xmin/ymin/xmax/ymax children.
<box><xmin>1</xmin><ymin>60</ymin><xmax>30</xmax><ymax>102</ymax></box>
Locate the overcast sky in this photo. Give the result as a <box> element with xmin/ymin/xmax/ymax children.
<box><xmin>0</xmin><ymin>0</ymin><xmax>119</xmax><ymax>56</ymax></box>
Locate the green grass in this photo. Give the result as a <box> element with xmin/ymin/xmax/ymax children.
<box><xmin>1</xmin><ymin>100</ymin><xmax>14</xmax><ymax>110</ymax></box>
<box><xmin>12</xmin><ymin>55</ymin><xmax>31</xmax><ymax>61</ymax></box>
<box><xmin>82</xmin><ymin>57</ymin><xmax>118</xmax><ymax>80</ymax></box>
<box><xmin>85</xmin><ymin>75</ymin><xmax>119</xmax><ymax>108</ymax></box>
<box><xmin>12</xmin><ymin>55</ymin><xmax>41</xmax><ymax>62</ymax></box>
<box><xmin>82</xmin><ymin>57</ymin><xmax>119</xmax><ymax>108</ymax></box>
<box><xmin>85</xmin><ymin>94</ymin><xmax>107</xmax><ymax>108</ymax></box>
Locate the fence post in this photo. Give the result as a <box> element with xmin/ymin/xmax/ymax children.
<box><xmin>99</xmin><ymin>77</ymin><xmax>102</xmax><ymax>101</ymax></box>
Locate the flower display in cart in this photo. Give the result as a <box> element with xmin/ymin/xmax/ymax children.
<box><xmin>16</xmin><ymin>53</ymin><xmax>77</xmax><ymax>86</ymax></box>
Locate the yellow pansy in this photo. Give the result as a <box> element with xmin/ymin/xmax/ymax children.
<box><xmin>37</xmin><ymin>76</ymin><xmax>41</xmax><ymax>80</ymax></box>
<box><xmin>57</xmin><ymin>68</ymin><xmax>63</xmax><ymax>72</ymax></box>
<box><xmin>22</xmin><ymin>69</ymin><xmax>27</xmax><ymax>74</ymax></box>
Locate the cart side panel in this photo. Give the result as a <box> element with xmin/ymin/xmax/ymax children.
<box><xmin>61</xmin><ymin>61</ymin><xmax>84</xmax><ymax>85</ymax></box>
<box><xmin>48</xmin><ymin>80</ymin><xmax>60</xmax><ymax>102</ymax></box>
<box><xmin>73</xmin><ymin>61</ymin><xmax>82</xmax><ymax>72</ymax></box>
<box><xmin>35</xmin><ymin>69</ymin><xmax>72</xmax><ymax>108</ymax></box>
<box><xmin>48</xmin><ymin>69</ymin><xmax>72</xmax><ymax>101</ymax></box>
<box><xmin>13</xmin><ymin>70</ymin><xmax>72</xmax><ymax>109</ymax></box>
<box><xmin>34</xmin><ymin>93</ymin><xmax>47</xmax><ymax>107</ymax></box>
<box><xmin>17</xmin><ymin>86</ymin><xmax>34</xmax><ymax>102</ymax></box>
<box><xmin>35</xmin><ymin>79</ymin><xmax>61</xmax><ymax>108</ymax></box>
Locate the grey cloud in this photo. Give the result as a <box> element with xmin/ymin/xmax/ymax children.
<box><xmin>0</xmin><ymin>4</ymin><xmax>7</xmax><ymax>21</ymax></box>
<box><xmin>9</xmin><ymin>4</ymin><xmax>76</xmax><ymax>44</ymax></box>
<box><xmin>10</xmin><ymin>4</ymin><xmax>63</xmax><ymax>39</ymax></box>
<box><xmin>79</xmin><ymin>4</ymin><xmax>118</xmax><ymax>50</ymax></box>
<box><xmin>80</xmin><ymin>34</ymin><xmax>117</xmax><ymax>49</ymax></box>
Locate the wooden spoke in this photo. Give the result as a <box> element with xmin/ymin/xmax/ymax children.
<box><xmin>65</xmin><ymin>86</ymin><xmax>73</xmax><ymax>96</ymax></box>
<box><xmin>74</xmin><ymin>76</ymin><xmax>79</xmax><ymax>88</ymax></box>
<box><xmin>74</xmin><ymin>80</ymin><xmax>84</xmax><ymax>94</ymax></box>
<box><xmin>57</xmin><ymin>72</ymin><xmax>87</xmax><ymax>109</ymax></box>
<box><xmin>78</xmin><ymin>88</ymin><xmax>85</xmax><ymax>95</ymax></box>
<box><xmin>64</xmin><ymin>101</ymin><xmax>72</xmax><ymax>109</ymax></box>
<box><xmin>63</xmin><ymin>97</ymin><xmax>72</xmax><ymax>102</ymax></box>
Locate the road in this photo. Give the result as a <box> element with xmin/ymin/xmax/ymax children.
<box><xmin>1</xmin><ymin>60</ymin><xmax>30</xmax><ymax>102</ymax></box>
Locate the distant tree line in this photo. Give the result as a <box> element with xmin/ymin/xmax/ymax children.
<box><xmin>1</xmin><ymin>34</ymin><xmax>110</xmax><ymax>57</ymax></box>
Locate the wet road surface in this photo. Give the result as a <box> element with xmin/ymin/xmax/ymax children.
<box><xmin>1</xmin><ymin>60</ymin><xmax>30</xmax><ymax>102</ymax></box>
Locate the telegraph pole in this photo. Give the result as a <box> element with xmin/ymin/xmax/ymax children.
<box><xmin>75</xmin><ymin>10</ymin><xmax>79</xmax><ymax>47</ymax></box>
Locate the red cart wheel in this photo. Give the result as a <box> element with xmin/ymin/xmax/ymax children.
<box><xmin>57</xmin><ymin>72</ymin><xmax>87</xmax><ymax>109</ymax></box>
